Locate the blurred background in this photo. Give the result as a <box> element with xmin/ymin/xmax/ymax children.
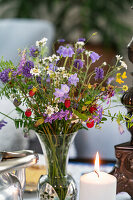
<box><xmin>0</xmin><ymin>0</ymin><xmax>133</xmax><ymax>161</ymax></box>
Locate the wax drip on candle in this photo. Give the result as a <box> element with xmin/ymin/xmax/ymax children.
<box><xmin>94</xmin><ymin>152</ymin><xmax>100</xmax><ymax>178</ymax></box>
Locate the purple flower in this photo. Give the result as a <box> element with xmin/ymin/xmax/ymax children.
<box><xmin>44</xmin><ymin>109</ymin><xmax>70</xmax><ymax>123</ymax></box>
<box><xmin>58</xmin><ymin>39</ymin><xmax>65</xmax><ymax>43</ymax></box>
<box><xmin>22</xmin><ymin>61</ymin><xmax>34</xmax><ymax>78</ymax></box>
<box><xmin>60</xmin><ymin>93</ymin><xmax>69</xmax><ymax>103</ymax></box>
<box><xmin>17</xmin><ymin>50</ymin><xmax>26</xmax><ymax>75</ymax></box>
<box><xmin>77</xmin><ymin>48</ymin><xmax>84</xmax><ymax>54</ymax></box>
<box><xmin>0</xmin><ymin>120</ymin><xmax>7</xmax><ymax>130</ymax></box>
<box><xmin>54</xmin><ymin>88</ymin><xmax>64</xmax><ymax>98</ymax></box>
<box><xmin>61</xmin><ymin>84</ymin><xmax>70</xmax><ymax>94</ymax></box>
<box><xmin>78</xmin><ymin>38</ymin><xmax>85</xmax><ymax>42</ymax></box>
<box><xmin>95</xmin><ymin>67</ymin><xmax>104</xmax><ymax>80</ymax></box>
<box><xmin>74</xmin><ymin>59</ymin><xmax>84</xmax><ymax>69</ymax></box>
<box><xmin>68</xmin><ymin>73</ymin><xmax>79</xmax><ymax>86</ymax></box>
<box><xmin>29</xmin><ymin>46</ymin><xmax>39</xmax><ymax>57</ymax></box>
<box><xmin>0</xmin><ymin>69</ymin><xmax>11</xmax><ymax>83</ymax></box>
<box><xmin>56</xmin><ymin>45</ymin><xmax>75</xmax><ymax>57</ymax></box>
<box><xmin>36</xmin><ymin>76</ymin><xmax>42</xmax><ymax>84</ymax></box>
<box><xmin>118</xmin><ymin>124</ymin><xmax>124</xmax><ymax>135</ymax></box>
<box><xmin>93</xmin><ymin>106</ymin><xmax>103</xmax><ymax>124</ymax></box>
<box><xmin>90</xmin><ymin>52</ymin><xmax>100</xmax><ymax>63</ymax></box>
<box><xmin>49</xmin><ymin>63</ymin><xmax>57</xmax><ymax>72</ymax></box>
<box><xmin>107</xmin><ymin>77</ymin><xmax>114</xmax><ymax>85</ymax></box>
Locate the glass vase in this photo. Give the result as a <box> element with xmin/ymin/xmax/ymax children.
<box><xmin>36</xmin><ymin>131</ymin><xmax>77</xmax><ymax>200</ymax></box>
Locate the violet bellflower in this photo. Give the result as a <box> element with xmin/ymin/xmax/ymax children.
<box><xmin>68</xmin><ymin>73</ymin><xmax>79</xmax><ymax>86</ymax></box>
<box><xmin>90</xmin><ymin>52</ymin><xmax>100</xmax><ymax>63</ymax></box>
<box><xmin>58</xmin><ymin>39</ymin><xmax>65</xmax><ymax>43</ymax></box>
<box><xmin>0</xmin><ymin>69</ymin><xmax>11</xmax><ymax>83</ymax></box>
<box><xmin>78</xmin><ymin>38</ymin><xmax>86</xmax><ymax>42</ymax></box>
<box><xmin>74</xmin><ymin>59</ymin><xmax>84</xmax><ymax>70</ymax></box>
<box><xmin>94</xmin><ymin>67</ymin><xmax>104</xmax><ymax>80</ymax></box>
<box><xmin>56</xmin><ymin>45</ymin><xmax>75</xmax><ymax>57</ymax></box>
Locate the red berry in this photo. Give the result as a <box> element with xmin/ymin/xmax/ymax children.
<box><xmin>25</xmin><ymin>109</ymin><xmax>32</xmax><ymax>117</ymax></box>
<box><xmin>29</xmin><ymin>90</ymin><xmax>35</xmax><ymax>97</ymax></box>
<box><xmin>86</xmin><ymin>119</ymin><xmax>94</xmax><ymax>128</ymax></box>
<box><xmin>89</xmin><ymin>106</ymin><xmax>97</xmax><ymax>114</ymax></box>
<box><xmin>64</xmin><ymin>99</ymin><xmax>71</xmax><ymax>108</ymax></box>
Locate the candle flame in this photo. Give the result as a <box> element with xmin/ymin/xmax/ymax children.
<box><xmin>94</xmin><ymin>152</ymin><xmax>100</xmax><ymax>177</ymax></box>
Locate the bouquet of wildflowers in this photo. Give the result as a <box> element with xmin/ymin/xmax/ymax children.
<box><xmin>0</xmin><ymin>35</ymin><xmax>131</xmax><ymax>200</ymax></box>
<box><xmin>0</xmin><ymin>35</ymin><xmax>129</xmax><ymax>134</ymax></box>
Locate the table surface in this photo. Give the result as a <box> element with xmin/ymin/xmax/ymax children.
<box><xmin>23</xmin><ymin>156</ymin><xmax>132</xmax><ymax>200</ymax></box>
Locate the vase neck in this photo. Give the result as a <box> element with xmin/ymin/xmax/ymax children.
<box><xmin>37</xmin><ymin>132</ymin><xmax>76</xmax><ymax>178</ymax></box>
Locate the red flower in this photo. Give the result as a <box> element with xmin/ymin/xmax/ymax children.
<box><xmin>25</xmin><ymin>109</ymin><xmax>32</xmax><ymax>117</ymax></box>
<box><xmin>86</xmin><ymin>119</ymin><xmax>94</xmax><ymax>128</ymax></box>
<box><xmin>29</xmin><ymin>90</ymin><xmax>35</xmax><ymax>97</ymax></box>
<box><xmin>64</xmin><ymin>99</ymin><xmax>71</xmax><ymax>108</ymax></box>
<box><xmin>89</xmin><ymin>105</ymin><xmax>97</xmax><ymax>114</ymax></box>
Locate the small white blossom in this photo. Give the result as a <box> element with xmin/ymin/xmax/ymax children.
<box><xmin>85</xmin><ymin>50</ymin><xmax>91</xmax><ymax>56</ymax></box>
<box><xmin>51</xmin><ymin>54</ymin><xmax>60</xmax><ymax>62</ymax></box>
<box><xmin>116</xmin><ymin>55</ymin><xmax>123</xmax><ymax>61</ymax></box>
<box><xmin>76</xmin><ymin>41</ymin><xmax>85</xmax><ymax>47</ymax></box>
<box><xmin>120</xmin><ymin>60</ymin><xmax>127</xmax><ymax>70</ymax></box>
<box><xmin>54</xmin><ymin>105</ymin><xmax>59</xmax><ymax>113</ymax></box>
<box><xmin>36</xmin><ymin>37</ymin><xmax>48</xmax><ymax>47</ymax></box>
<box><xmin>103</xmin><ymin>62</ymin><xmax>107</xmax><ymax>65</ymax></box>
<box><xmin>57</xmin><ymin>67</ymin><xmax>65</xmax><ymax>71</ymax></box>
<box><xmin>47</xmin><ymin>70</ymin><xmax>54</xmax><ymax>76</ymax></box>
<box><xmin>63</xmin><ymin>73</ymin><xmax>69</xmax><ymax>78</ymax></box>
<box><xmin>30</xmin><ymin>68</ymin><xmax>41</xmax><ymax>76</ymax></box>
<box><xmin>45</xmin><ymin>105</ymin><xmax>54</xmax><ymax>117</ymax></box>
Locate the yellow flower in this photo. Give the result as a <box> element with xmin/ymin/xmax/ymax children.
<box><xmin>88</xmin><ymin>83</ymin><xmax>92</xmax><ymax>89</ymax></box>
<box><xmin>32</xmin><ymin>87</ymin><xmax>37</xmax><ymax>92</ymax></box>
<box><xmin>46</xmin><ymin>66</ymin><xmax>49</xmax><ymax>70</ymax></box>
<box><xmin>121</xmin><ymin>72</ymin><xmax>127</xmax><ymax>79</ymax></box>
<box><xmin>8</xmin><ymin>72</ymin><xmax>12</xmax><ymax>78</ymax></box>
<box><xmin>122</xmin><ymin>85</ymin><xmax>128</xmax><ymax>91</ymax></box>
<box><xmin>116</xmin><ymin>78</ymin><xmax>124</xmax><ymax>84</ymax></box>
<box><xmin>101</xmin><ymin>87</ymin><xmax>105</xmax><ymax>91</ymax></box>
<box><xmin>116</xmin><ymin>73</ymin><xmax>121</xmax><ymax>79</ymax></box>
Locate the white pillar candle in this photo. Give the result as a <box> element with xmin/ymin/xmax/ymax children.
<box><xmin>80</xmin><ymin>152</ymin><xmax>117</xmax><ymax>200</ymax></box>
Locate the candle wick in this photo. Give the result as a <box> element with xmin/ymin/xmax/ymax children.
<box><xmin>94</xmin><ymin>170</ymin><xmax>99</xmax><ymax>178</ymax></box>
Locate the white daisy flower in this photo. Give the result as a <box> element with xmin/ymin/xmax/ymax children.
<box><xmin>45</xmin><ymin>105</ymin><xmax>55</xmax><ymax>117</ymax></box>
<box><xmin>120</xmin><ymin>60</ymin><xmax>127</xmax><ymax>70</ymax></box>
<box><xmin>30</xmin><ymin>68</ymin><xmax>41</xmax><ymax>76</ymax></box>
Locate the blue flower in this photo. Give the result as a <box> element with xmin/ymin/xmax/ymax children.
<box><xmin>22</xmin><ymin>61</ymin><xmax>34</xmax><ymax>78</ymax></box>
<box><xmin>29</xmin><ymin>46</ymin><xmax>39</xmax><ymax>57</ymax></box>
<box><xmin>90</xmin><ymin>52</ymin><xmax>100</xmax><ymax>63</ymax></box>
<box><xmin>95</xmin><ymin>67</ymin><xmax>104</xmax><ymax>80</ymax></box>
<box><xmin>68</xmin><ymin>73</ymin><xmax>79</xmax><ymax>86</ymax></box>
<box><xmin>56</xmin><ymin>45</ymin><xmax>74</xmax><ymax>57</ymax></box>
<box><xmin>74</xmin><ymin>59</ymin><xmax>84</xmax><ymax>69</ymax></box>
<box><xmin>0</xmin><ymin>69</ymin><xmax>11</xmax><ymax>83</ymax></box>
<box><xmin>78</xmin><ymin>38</ymin><xmax>85</xmax><ymax>42</ymax></box>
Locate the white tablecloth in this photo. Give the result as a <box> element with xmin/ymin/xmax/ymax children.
<box><xmin>24</xmin><ymin>162</ymin><xmax>132</xmax><ymax>200</ymax></box>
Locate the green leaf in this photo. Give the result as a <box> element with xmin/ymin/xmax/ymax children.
<box><xmin>101</xmin><ymin>117</ymin><xmax>107</xmax><ymax>121</ymax></box>
<box><xmin>73</xmin><ymin>109</ymin><xmax>88</xmax><ymax>121</ymax></box>
<box><xmin>85</xmin><ymin>100</ymin><xmax>92</xmax><ymax>105</ymax></box>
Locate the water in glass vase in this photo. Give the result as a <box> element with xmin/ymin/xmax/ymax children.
<box><xmin>37</xmin><ymin>132</ymin><xmax>77</xmax><ymax>200</ymax></box>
